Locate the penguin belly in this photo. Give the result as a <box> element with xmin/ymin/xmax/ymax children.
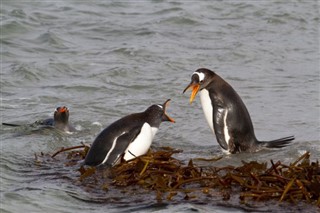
<box><xmin>199</xmin><ymin>89</ymin><xmax>214</xmax><ymax>134</ymax></box>
<box><xmin>123</xmin><ymin>122</ymin><xmax>157</xmax><ymax>161</ymax></box>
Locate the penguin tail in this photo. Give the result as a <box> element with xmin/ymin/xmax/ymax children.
<box><xmin>262</xmin><ymin>136</ymin><xmax>295</xmax><ymax>148</ymax></box>
<box><xmin>2</xmin><ymin>123</ymin><xmax>21</xmax><ymax>127</ymax></box>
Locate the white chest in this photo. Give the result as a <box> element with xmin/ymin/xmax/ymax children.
<box><xmin>123</xmin><ymin>123</ymin><xmax>158</xmax><ymax>161</ymax></box>
<box><xmin>199</xmin><ymin>89</ymin><xmax>214</xmax><ymax>134</ymax></box>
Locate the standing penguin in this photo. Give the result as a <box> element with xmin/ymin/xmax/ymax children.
<box><xmin>183</xmin><ymin>68</ymin><xmax>294</xmax><ymax>154</ymax></box>
<box><xmin>84</xmin><ymin>99</ymin><xmax>175</xmax><ymax>167</ymax></box>
<box><xmin>2</xmin><ymin>106</ymin><xmax>76</xmax><ymax>133</ymax></box>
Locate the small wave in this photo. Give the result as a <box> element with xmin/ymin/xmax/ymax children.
<box><xmin>1</xmin><ymin>20</ymin><xmax>30</xmax><ymax>36</ymax></box>
<box><xmin>160</xmin><ymin>16</ymin><xmax>201</xmax><ymax>25</ymax></box>
<box><xmin>32</xmin><ymin>31</ymin><xmax>69</xmax><ymax>49</ymax></box>
<box><xmin>153</xmin><ymin>7</ymin><xmax>183</xmax><ymax>15</ymax></box>
<box><xmin>10</xmin><ymin>63</ymin><xmax>43</xmax><ymax>82</ymax></box>
<box><xmin>10</xmin><ymin>9</ymin><xmax>27</xmax><ymax>18</ymax></box>
<box><xmin>91</xmin><ymin>122</ymin><xmax>102</xmax><ymax>127</ymax></box>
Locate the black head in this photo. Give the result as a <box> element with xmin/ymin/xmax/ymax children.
<box><xmin>144</xmin><ymin>99</ymin><xmax>175</xmax><ymax>127</ymax></box>
<box><xmin>183</xmin><ymin>68</ymin><xmax>216</xmax><ymax>103</ymax></box>
<box><xmin>54</xmin><ymin>106</ymin><xmax>69</xmax><ymax>124</ymax></box>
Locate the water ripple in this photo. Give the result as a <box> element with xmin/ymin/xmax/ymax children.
<box><xmin>1</xmin><ymin>0</ymin><xmax>319</xmax><ymax>212</ymax></box>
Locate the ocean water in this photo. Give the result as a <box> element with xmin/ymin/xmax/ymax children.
<box><xmin>1</xmin><ymin>1</ymin><xmax>319</xmax><ymax>212</ymax></box>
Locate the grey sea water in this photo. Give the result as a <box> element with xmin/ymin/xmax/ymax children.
<box><xmin>1</xmin><ymin>1</ymin><xmax>319</xmax><ymax>212</ymax></box>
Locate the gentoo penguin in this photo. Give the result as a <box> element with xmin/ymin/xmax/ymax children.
<box><xmin>84</xmin><ymin>99</ymin><xmax>175</xmax><ymax>167</ymax></box>
<box><xmin>2</xmin><ymin>106</ymin><xmax>76</xmax><ymax>133</ymax></box>
<box><xmin>183</xmin><ymin>68</ymin><xmax>294</xmax><ymax>154</ymax></box>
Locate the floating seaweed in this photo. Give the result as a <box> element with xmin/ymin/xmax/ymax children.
<box><xmin>47</xmin><ymin>145</ymin><xmax>320</xmax><ymax>207</ymax></box>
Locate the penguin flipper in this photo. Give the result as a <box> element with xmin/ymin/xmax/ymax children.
<box><xmin>2</xmin><ymin>123</ymin><xmax>22</xmax><ymax>127</ymax></box>
<box><xmin>213</xmin><ymin>108</ymin><xmax>229</xmax><ymax>150</ymax></box>
<box><xmin>106</xmin><ymin>126</ymin><xmax>142</xmax><ymax>166</ymax></box>
<box><xmin>34</xmin><ymin>118</ymin><xmax>54</xmax><ymax>126</ymax></box>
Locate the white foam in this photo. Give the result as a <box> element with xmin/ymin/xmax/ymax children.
<box><xmin>91</xmin><ymin>121</ymin><xmax>102</xmax><ymax>127</ymax></box>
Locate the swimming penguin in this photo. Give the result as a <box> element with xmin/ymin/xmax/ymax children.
<box><xmin>2</xmin><ymin>106</ymin><xmax>76</xmax><ymax>133</ymax></box>
<box><xmin>183</xmin><ymin>68</ymin><xmax>294</xmax><ymax>154</ymax></box>
<box><xmin>84</xmin><ymin>99</ymin><xmax>175</xmax><ymax>167</ymax></box>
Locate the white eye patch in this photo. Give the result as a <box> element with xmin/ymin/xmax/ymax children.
<box><xmin>157</xmin><ymin>104</ymin><xmax>163</xmax><ymax>109</ymax></box>
<box><xmin>192</xmin><ymin>72</ymin><xmax>205</xmax><ymax>82</ymax></box>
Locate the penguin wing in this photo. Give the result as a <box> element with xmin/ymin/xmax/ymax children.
<box><xmin>35</xmin><ymin>118</ymin><xmax>54</xmax><ymax>126</ymax></box>
<box><xmin>106</xmin><ymin>126</ymin><xmax>141</xmax><ymax>166</ymax></box>
<box><xmin>213</xmin><ymin>108</ymin><xmax>229</xmax><ymax>150</ymax></box>
<box><xmin>2</xmin><ymin>122</ymin><xmax>22</xmax><ymax>127</ymax></box>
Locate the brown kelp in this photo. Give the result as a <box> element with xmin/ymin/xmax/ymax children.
<box><xmin>48</xmin><ymin>145</ymin><xmax>320</xmax><ymax>207</ymax></box>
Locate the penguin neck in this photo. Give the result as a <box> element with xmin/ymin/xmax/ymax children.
<box><xmin>199</xmin><ymin>89</ymin><xmax>214</xmax><ymax>134</ymax></box>
<box><xmin>54</xmin><ymin>117</ymin><xmax>69</xmax><ymax>127</ymax></box>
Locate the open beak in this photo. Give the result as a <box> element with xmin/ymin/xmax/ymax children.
<box><xmin>183</xmin><ymin>83</ymin><xmax>200</xmax><ymax>104</ymax></box>
<box><xmin>57</xmin><ymin>106</ymin><xmax>67</xmax><ymax>113</ymax></box>
<box><xmin>163</xmin><ymin>99</ymin><xmax>175</xmax><ymax>123</ymax></box>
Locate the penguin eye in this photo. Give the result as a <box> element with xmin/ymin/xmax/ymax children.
<box><xmin>200</xmin><ymin>80</ymin><xmax>204</xmax><ymax>84</ymax></box>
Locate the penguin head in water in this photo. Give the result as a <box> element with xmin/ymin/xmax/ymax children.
<box><xmin>144</xmin><ymin>99</ymin><xmax>175</xmax><ymax>127</ymax></box>
<box><xmin>54</xmin><ymin>106</ymin><xmax>69</xmax><ymax>124</ymax></box>
<box><xmin>183</xmin><ymin>68</ymin><xmax>215</xmax><ymax>103</ymax></box>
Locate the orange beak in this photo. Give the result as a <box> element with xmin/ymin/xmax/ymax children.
<box><xmin>183</xmin><ymin>83</ymin><xmax>200</xmax><ymax>104</ymax></box>
<box><xmin>163</xmin><ymin>99</ymin><xmax>175</xmax><ymax>123</ymax></box>
<box><xmin>57</xmin><ymin>106</ymin><xmax>67</xmax><ymax>113</ymax></box>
